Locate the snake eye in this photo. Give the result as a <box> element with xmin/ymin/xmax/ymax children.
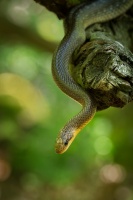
<box><xmin>64</xmin><ymin>140</ymin><xmax>68</xmax><ymax>146</ymax></box>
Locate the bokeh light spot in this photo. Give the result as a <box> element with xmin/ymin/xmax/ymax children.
<box><xmin>7</xmin><ymin>0</ymin><xmax>32</xmax><ymax>26</ymax></box>
<box><xmin>7</xmin><ymin>47</ymin><xmax>38</xmax><ymax>79</ymax></box>
<box><xmin>92</xmin><ymin>117</ymin><xmax>112</xmax><ymax>137</ymax></box>
<box><xmin>100</xmin><ymin>164</ymin><xmax>126</xmax><ymax>184</ymax></box>
<box><xmin>0</xmin><ymin>73</ymin><xmax>50</xmax><ymax>125</ymax></box>
<box><xmin>94</xmin><ymin>136</ymin><xmax>113</xmax><ymax>155</ymax></box>
<box><xmin>36</xmin><ymin>11</ymin><xmax>64</xmax><ymax>42</ymax></box>
<box><xmin>115</xmin><ymin>187</ymin><xmax>132</xmax><ymax>200</ymax></box>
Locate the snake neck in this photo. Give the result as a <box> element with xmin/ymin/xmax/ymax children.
<box><xmin>55</xmin><ymin>95</ymin><xmax>96</xmax><ymax>154</ymax></box>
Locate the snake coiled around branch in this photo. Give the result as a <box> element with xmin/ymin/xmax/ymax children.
<box><xmin>52</xmin><ymin>0</ymin><xmax>133</xmax><ymax>154</ymax></box>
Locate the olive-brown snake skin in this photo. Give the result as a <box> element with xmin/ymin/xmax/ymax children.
<box><xmin>52</xmin><ymin>0</ymin><xmax>133</xmax><ymax>154</ymax></box>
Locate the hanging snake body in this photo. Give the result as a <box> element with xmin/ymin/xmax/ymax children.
<box><xmin>52</xmin><ymin>0</ymin><xmax>133</xmax><ymax>154</ymax></box>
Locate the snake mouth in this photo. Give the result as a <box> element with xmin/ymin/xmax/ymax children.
<box><xmin>55</xmin><ymin>144</ymin><xmax>67</xmax><ymax>154</ymax></box>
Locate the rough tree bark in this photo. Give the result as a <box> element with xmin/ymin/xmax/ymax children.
<box><xmin>34</xmin><ymin>0</ymin><xmax>133</xmax><ymax>110</ymax></box>
<box><xmin>34</xmin><ymin>0</ymin><xmax>85</xmax><ymax>19</ymax></box>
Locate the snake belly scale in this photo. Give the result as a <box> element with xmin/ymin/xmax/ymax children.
<box><xmin>52</xmin><ymin>0</ymin><xmax>133</xmax><ymax>154</ymax></box>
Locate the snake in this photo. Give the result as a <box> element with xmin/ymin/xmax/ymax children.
<box><xmin>52</xmin><ymin>0</ymin><xmax>133</xmax><ymax>154</ymax></box>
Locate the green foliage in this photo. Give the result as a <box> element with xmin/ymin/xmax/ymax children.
<box><xmin>0</xmin><ymin>0</ymin><xmax>133</xmax><ymax>199</ymax></box>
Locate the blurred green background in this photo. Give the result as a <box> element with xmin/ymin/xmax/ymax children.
<box><xmin>0</xmin><ymin>0</ymin><xmax>133</xmax><ymax>200</ymax></box>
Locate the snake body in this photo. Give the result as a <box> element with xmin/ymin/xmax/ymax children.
<box><xmin>52</xmin><ymin>0</ymin><xmax>133</xmax><ymax>154</ymax></box>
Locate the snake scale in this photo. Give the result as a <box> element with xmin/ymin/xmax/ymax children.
<box><xmin>52</xmin><ymin>0</ymin><xmax>133</xmax><ymax>154</ymax></box>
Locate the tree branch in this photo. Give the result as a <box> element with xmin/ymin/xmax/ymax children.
<box><xmin>71</xmin><ymin>9</ymin><xmax>133</xmax><ymax>110</ymax></box>
<box><xmin>34</xmin><ymin>0</ymin><xmax>85</xmax><ymax>18</ymax></box>
<box><xmin>33</xmin><ymin>0</ymin><xmax>133</xmax><ymax>110</ymax></box>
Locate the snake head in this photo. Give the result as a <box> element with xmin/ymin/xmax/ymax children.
<box><xmin>55</xmin><ymin>130</ymin><xmax>74</xmax><ymax>154</ymax></box>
